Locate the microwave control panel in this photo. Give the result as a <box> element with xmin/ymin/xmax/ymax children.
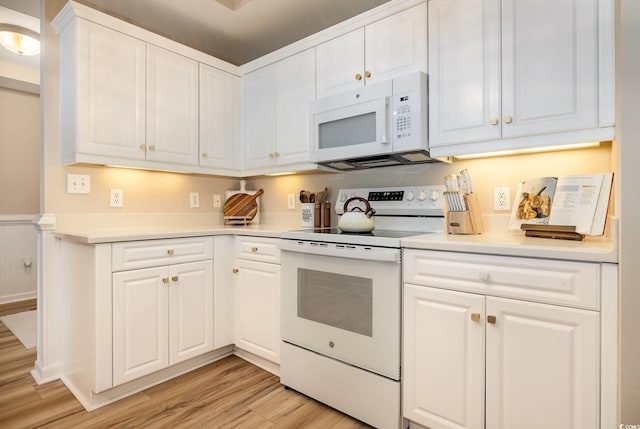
<box><xmin>392</xmin><ymin>91</ymin><xmax>420</xmax><ymax>146</ymax></box>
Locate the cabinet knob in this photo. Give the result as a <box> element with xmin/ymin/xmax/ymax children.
<box><xmin>274</xmin><ymin>152</ymin><xmax>280</xmax><ymax>158</ymax></box>
<box><xmin>149</xmin><ymin>145</ymin><xmax>156</xmax><ymax>151</ymax></box>
<box><xmin>364</xmin><ymin>70</ymin><xmax>371</xmax><ymax>78</ymax></box>
<box><xmin>171</xmin><ymin>276</ymin><xmax>179</xmax><ymax>282</ymax></box>
<box><xmin>202</xmin><ymin>153</ymin><xmax>208</xmax><ymax>158</ymax></box>
<box><xmin>251</xmin><ymin>246</ymin><xmax>258</xmax><ymax>253</ymax></box>
<box><xmin>479</xmin><ymin>271</ymin><xmax>490</xmax><ymax>282</ymax></box>
<box><xmin>232</xmin><ymin>268</ymin><xmax>239</xmax><ymax>273</ymax></box>
<box><xmin>167</xmin><ymin>249</ymin><xmax>175</xmax><ymax>255</ymax></box>
<box><xmin>162</xmin><ymin>277</ymin><xmax>169</xmax><ymax>284</ymax></box>
<box><xmin>355</xmin><ymin>73</ymin><xmax>363</xmax><ymax>81</ymax></box>
<box><xmin>487</xmin><ymin>315</ymin><xmax>497</xmax><ymax>324</ymax></box>
<box><xmin>471</xmin><ymin>313</ymin><xmax>481</xmax><ymax>323</ymax></box>
<box><xmin>489</xmin><ymin>117</ymin><xmax>499</xmax><ymax>125</ymax></box>
<box><xmin>268</xmin><ymin>153</ymin><xmax>274</xmax><ymax>158</ymax></box>
<box><xmin>503</xmin><ymin>115</ymin><xmax>513</xmax><ymax>124</ymax></box>
<box><xmin>139</xmin><ymin>144</ymin><xmax>146</xmax><ymax>150</ymax></box>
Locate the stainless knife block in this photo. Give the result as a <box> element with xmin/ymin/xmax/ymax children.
<box><xmin>445</xmin><ymin>192</ymin><xmax>484</xmax><ymax>235</ymax></box>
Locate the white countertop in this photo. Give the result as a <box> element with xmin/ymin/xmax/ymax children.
<box><xmin>55</xmin><ymin>219</ymin><xmax>618</xmax><ymax>263</ymax></box>
<box><xmin>401</xmin><ymin>231</ymin><xmax>617</xmax><ymax>263</ymax></box>
<box><xmin>55</xmin><ymin>223</ymin><xmax>289</xmax><ymax>244</ymax></box>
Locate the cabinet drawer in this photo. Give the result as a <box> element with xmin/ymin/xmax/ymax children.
<box><xmin>235</xmin><ymin>236</ymin><xmax>280</xmax><ymax>264</ymax></box>
<box><xmin>113</xmin><ymin>237</ymin><xmax>213</xmax><ymax>271</ymax></box>
<box><xmin>404</xmin><ymin>249</ymin><xmax>600</xmax><ymax>310</ymax></box>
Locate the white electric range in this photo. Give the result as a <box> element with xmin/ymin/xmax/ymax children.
<box><xmin>280</xmin><ymin>185</ymin><xmax>445</xmax><ymax>429</ymax></box>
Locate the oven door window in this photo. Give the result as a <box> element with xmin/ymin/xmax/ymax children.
<box><xmin>297</xmin><ymin>269</ymin><xmax>372</xmax><ymax>337</ymax></box>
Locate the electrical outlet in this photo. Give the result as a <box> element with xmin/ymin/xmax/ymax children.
<box><xmin>494</xmin><ymin>187</ymin><xmax>510</xmax><ymax>211</ymax></box>
<box><xmin>213</xmin><ymin>194</ymin><xmax>221</xmax><ymax>208</ymax></box>
<box><xmin>287</xmin><ymin>194</ymin><xmax>296</xmax><ymax>210</ymax></box>
<box><xmin>67</xmin><ymin>174</ymin><xmax>90</xmax><ymax>194</ymax></box>
<box><xmin>190</xmin><ymin>192</ymin><xmax>200</xmax><ymax>208</ymax></box>
<box><xmin>110</xmin><ymin>189</ymin><xmax>123</xmax><ymax>208</ymax></box>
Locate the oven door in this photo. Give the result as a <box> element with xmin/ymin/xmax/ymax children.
<box><xmin>281</xmin><ymin>245</ymin><xmax>401</xmax><ymax>380</ymax></box>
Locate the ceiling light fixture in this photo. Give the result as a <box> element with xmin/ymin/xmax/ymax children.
<box><xmin>0</xmin><ymin>23</ymin><xmax>40</xmax><ymax>56</ymax></box>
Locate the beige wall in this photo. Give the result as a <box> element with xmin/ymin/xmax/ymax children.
<box><xmin>617</xmin><ymin>0</ymin><xmax>640</xmax><ymax>423</ymax></box>
<box><xmin>0</xmin><ymin>86</ymin><xmax>40</xmax><ymax>215</ymax></box>
<box><xmin>247</xmin><ymin>143</ymin><xmax>613</xmax><ymax>225</ymax></box>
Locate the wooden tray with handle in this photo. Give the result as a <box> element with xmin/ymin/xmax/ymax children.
<box><xmin>223</xmin><ymin>189</ymin><xmax>264</xmax><ymax>224</ymax></box>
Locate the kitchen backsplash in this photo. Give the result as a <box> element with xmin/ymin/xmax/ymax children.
<box><xmin>51</xmin><ymin>142</ymin><xmax>612</xmax><ymax>231</ymax></box>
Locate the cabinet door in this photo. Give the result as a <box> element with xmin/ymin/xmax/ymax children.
<box><xmin>199</xmin><ymin>64</ymin><xmax>237</xmax><ymax>169</ymax></box>
<box><xmin>485</xmin><ymin>297</ymin><xmax>599</xmax><ymax>429</ymax></box>
<box><xmin>113</xmin><ymin>266</ymin><xmax>169</xmax><ymax>386</ymax></box>
<box><xmin>276</xmin><ymin>48</ymin><xmax>316</xmax><ymax>165</ymax></box>
<box><xmin>233</xmin><ymin>259</ymin><xmax>281</xmax><ymax>363</ymax></box>
<box><xmin>242</xmin><ymin>64</ymin><xmax>277</xmax><ymax>169</ymax></box>
<box><xmin>147</xmin><ymin>44</ymin><xmax>199</xmax><ymax>166</ymax></box>
<box><xmin>403</xmin><ymin>284</ymin><xmax>485</xmax><ymax>429</ymax></box>
<box><xmin>169</xmin><ymin>261</ymin><xmax>214</xmax><ymax>364</ymax></box>
<box><xmin>501</xmin><ymin>0</ymin><xmax>598</xmax><ymax>137</ymax></box>
<box><xmin>316</xmin><ymin>29</ymin><xmax>365</xmax><ymax>98</ymax></box>
<box><xmin>428</xmin><ymin>0</ymin><xmax>501</xmax><ymax>147</ymax></box>
<box><xmin>75</xmin><ymin>19</ymin><xmax>146</xmax><ymax>160</ymax></box>
<box><xmin>365</xmin><ymin>3</ymin><xmax>428</xmax><ymax>85</ymax></box>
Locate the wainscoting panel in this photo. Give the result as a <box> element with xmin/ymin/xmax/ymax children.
<box><xmin>0</xmin><ymin>215</ymin><xmax>37</xmax><ymax>304</ymax></box>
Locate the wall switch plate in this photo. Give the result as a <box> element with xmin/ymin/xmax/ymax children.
<box><xmin>494</xmin><ymin>187</ymin><xmax>510</xmax><ymax>211</ymax></box>
<box><xmin>67</xmin><ymin>174</ymin><xmax>90</xmax><ymax>194</ymax></box>
<box><xmin>110</xmin><ymin>189</ymin><xmax>123</xmax><ymax>208</ymax></box>
<box><xmin>213</xmin><ymin>194</ymin><xmax>221</xmax><ymax>208</ymax></box>
<box><xmin>287</xmin><ymin>194</ymin><xmax>296</xmax><ymax>210</ymax></box>
<box><xmin>190</xmin><ymin>192</ymin><xmax>200</xmax><ymax>208</ymax></box>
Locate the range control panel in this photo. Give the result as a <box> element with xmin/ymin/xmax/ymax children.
<box><xmin>336</xmin><ymin>185</ymin><xmax>445</xmax><ymax>216</ymax></box>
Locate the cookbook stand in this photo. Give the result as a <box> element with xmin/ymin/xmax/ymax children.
<box><xmin>445</xmin><ymin>192</ymin><xmax>484</xmax><ymax>235</ymax></box>
<box><xmin>520</xmin><ymin>224</ymin><xmax>585</xmax><ymax>241</ymax></box>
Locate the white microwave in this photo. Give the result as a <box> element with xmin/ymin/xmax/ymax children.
<box><xmin>310</xmin><ymin>71</ymin><xmax>436</xmax><ymax>170</ymax></box>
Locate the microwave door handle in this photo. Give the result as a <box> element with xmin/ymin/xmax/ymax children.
<box><xmin>380</xmin><ymin>97</ymin><xmax>390</xmax><ymax>144</ymax></box>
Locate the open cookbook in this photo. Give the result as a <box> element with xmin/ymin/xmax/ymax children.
<box><xmin>509</xmin><ymin>173</ymin><xmax>614</xmax><ymax>236</ymax></box>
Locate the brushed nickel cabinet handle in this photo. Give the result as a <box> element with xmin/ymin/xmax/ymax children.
<box><xmin>489</xmin><ymin>117</ymin><xmax>499</xmax><ymax>125</ymax></box>
<box><xmin>503</xmin><ymin>115</ymin><xmax>513</xmax><ymax>124</ymax></box>
<box><xmin>471</xmin><ymin>313</ymin><xmax>481</xmax><ymax>323</ymax></box>
<box><xmin>487</xmin><ymin>315</ymin><xmax>497</xmax><ymax>324</ymax></box>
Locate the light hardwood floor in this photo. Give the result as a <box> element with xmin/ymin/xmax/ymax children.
<box><xmin>0</xmin><ymin>300</ymin><xmax>372</xmax><ymax>428</ymax></box>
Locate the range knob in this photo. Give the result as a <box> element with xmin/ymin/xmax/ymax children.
<box><xmin>429</xmin><ymin>190</ymin><xmax>440</xmax><ymax>201</ymax></box>
<box><xmin>418</xmin><ymin>191</ymin><xmax>427</xmax><ymax>201</ymax></box>
<box><xmin>406</xmin><ymin>191</ymin><xmax>415</xmax><ymax>201</ymax></box>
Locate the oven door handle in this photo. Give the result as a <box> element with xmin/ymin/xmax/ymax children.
<box><xmin>280</xmin><ymin>240</ymin><xmax>400</xmax><ymax>262</ymax></box>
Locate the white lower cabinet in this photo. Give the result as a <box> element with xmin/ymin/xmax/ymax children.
<box><xmin>112</xmin><ymin>243</ymin><xmax>214</xmax><ymax>386</ymax></box>
<box><xmin>403</xmin><ymin>249</ymin><xmax>600</xmax><ymax>429</ymax></box>
<box><xmin>232</xmin><ymin>237</ymin><xmax>281</xmax><ymax>364</ymax></box>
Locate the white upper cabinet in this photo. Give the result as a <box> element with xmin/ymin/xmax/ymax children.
<box><xmin>199</xmin><ymin>64</ymin><xmax>238</xmax><ymax>170</ymax></box>
<box><xmin>243</xmin><ymin>48</ymin><xmax>316</xmax><ymax>171</ymax></box>
<box><xmin>146</xmin><ymin>45</ymin><xmax>199</xmax><ymax>166</ymax></box>
<box><xmin>429</xmin><ymin>0</ymin><xmax>614</xmax><ymax>156</ymax></box>
<box><xmin>316</xmin><ymin>2</ymin><xmax>427</xmax><ymax>98</ymax></box>
<box><xmin>61</xmin><ymin>19</ymin><xmax>147</xmax><ymax>162</ymax></box>
<box><xmin>53</xmin><ymin>2</ymin><xmax>242</xmax><ymax>175</ymax></box>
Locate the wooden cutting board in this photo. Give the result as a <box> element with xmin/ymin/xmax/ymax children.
<box><xmin>223</xmin><ymin>189</ymin><xmax>264</xmax><ymax>221</ymax></box>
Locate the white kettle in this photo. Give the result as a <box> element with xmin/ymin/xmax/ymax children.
<box><xmin>338</xmin><ymin>197</ymin><xmax>376</xmax><ymax>232</ymax></box>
